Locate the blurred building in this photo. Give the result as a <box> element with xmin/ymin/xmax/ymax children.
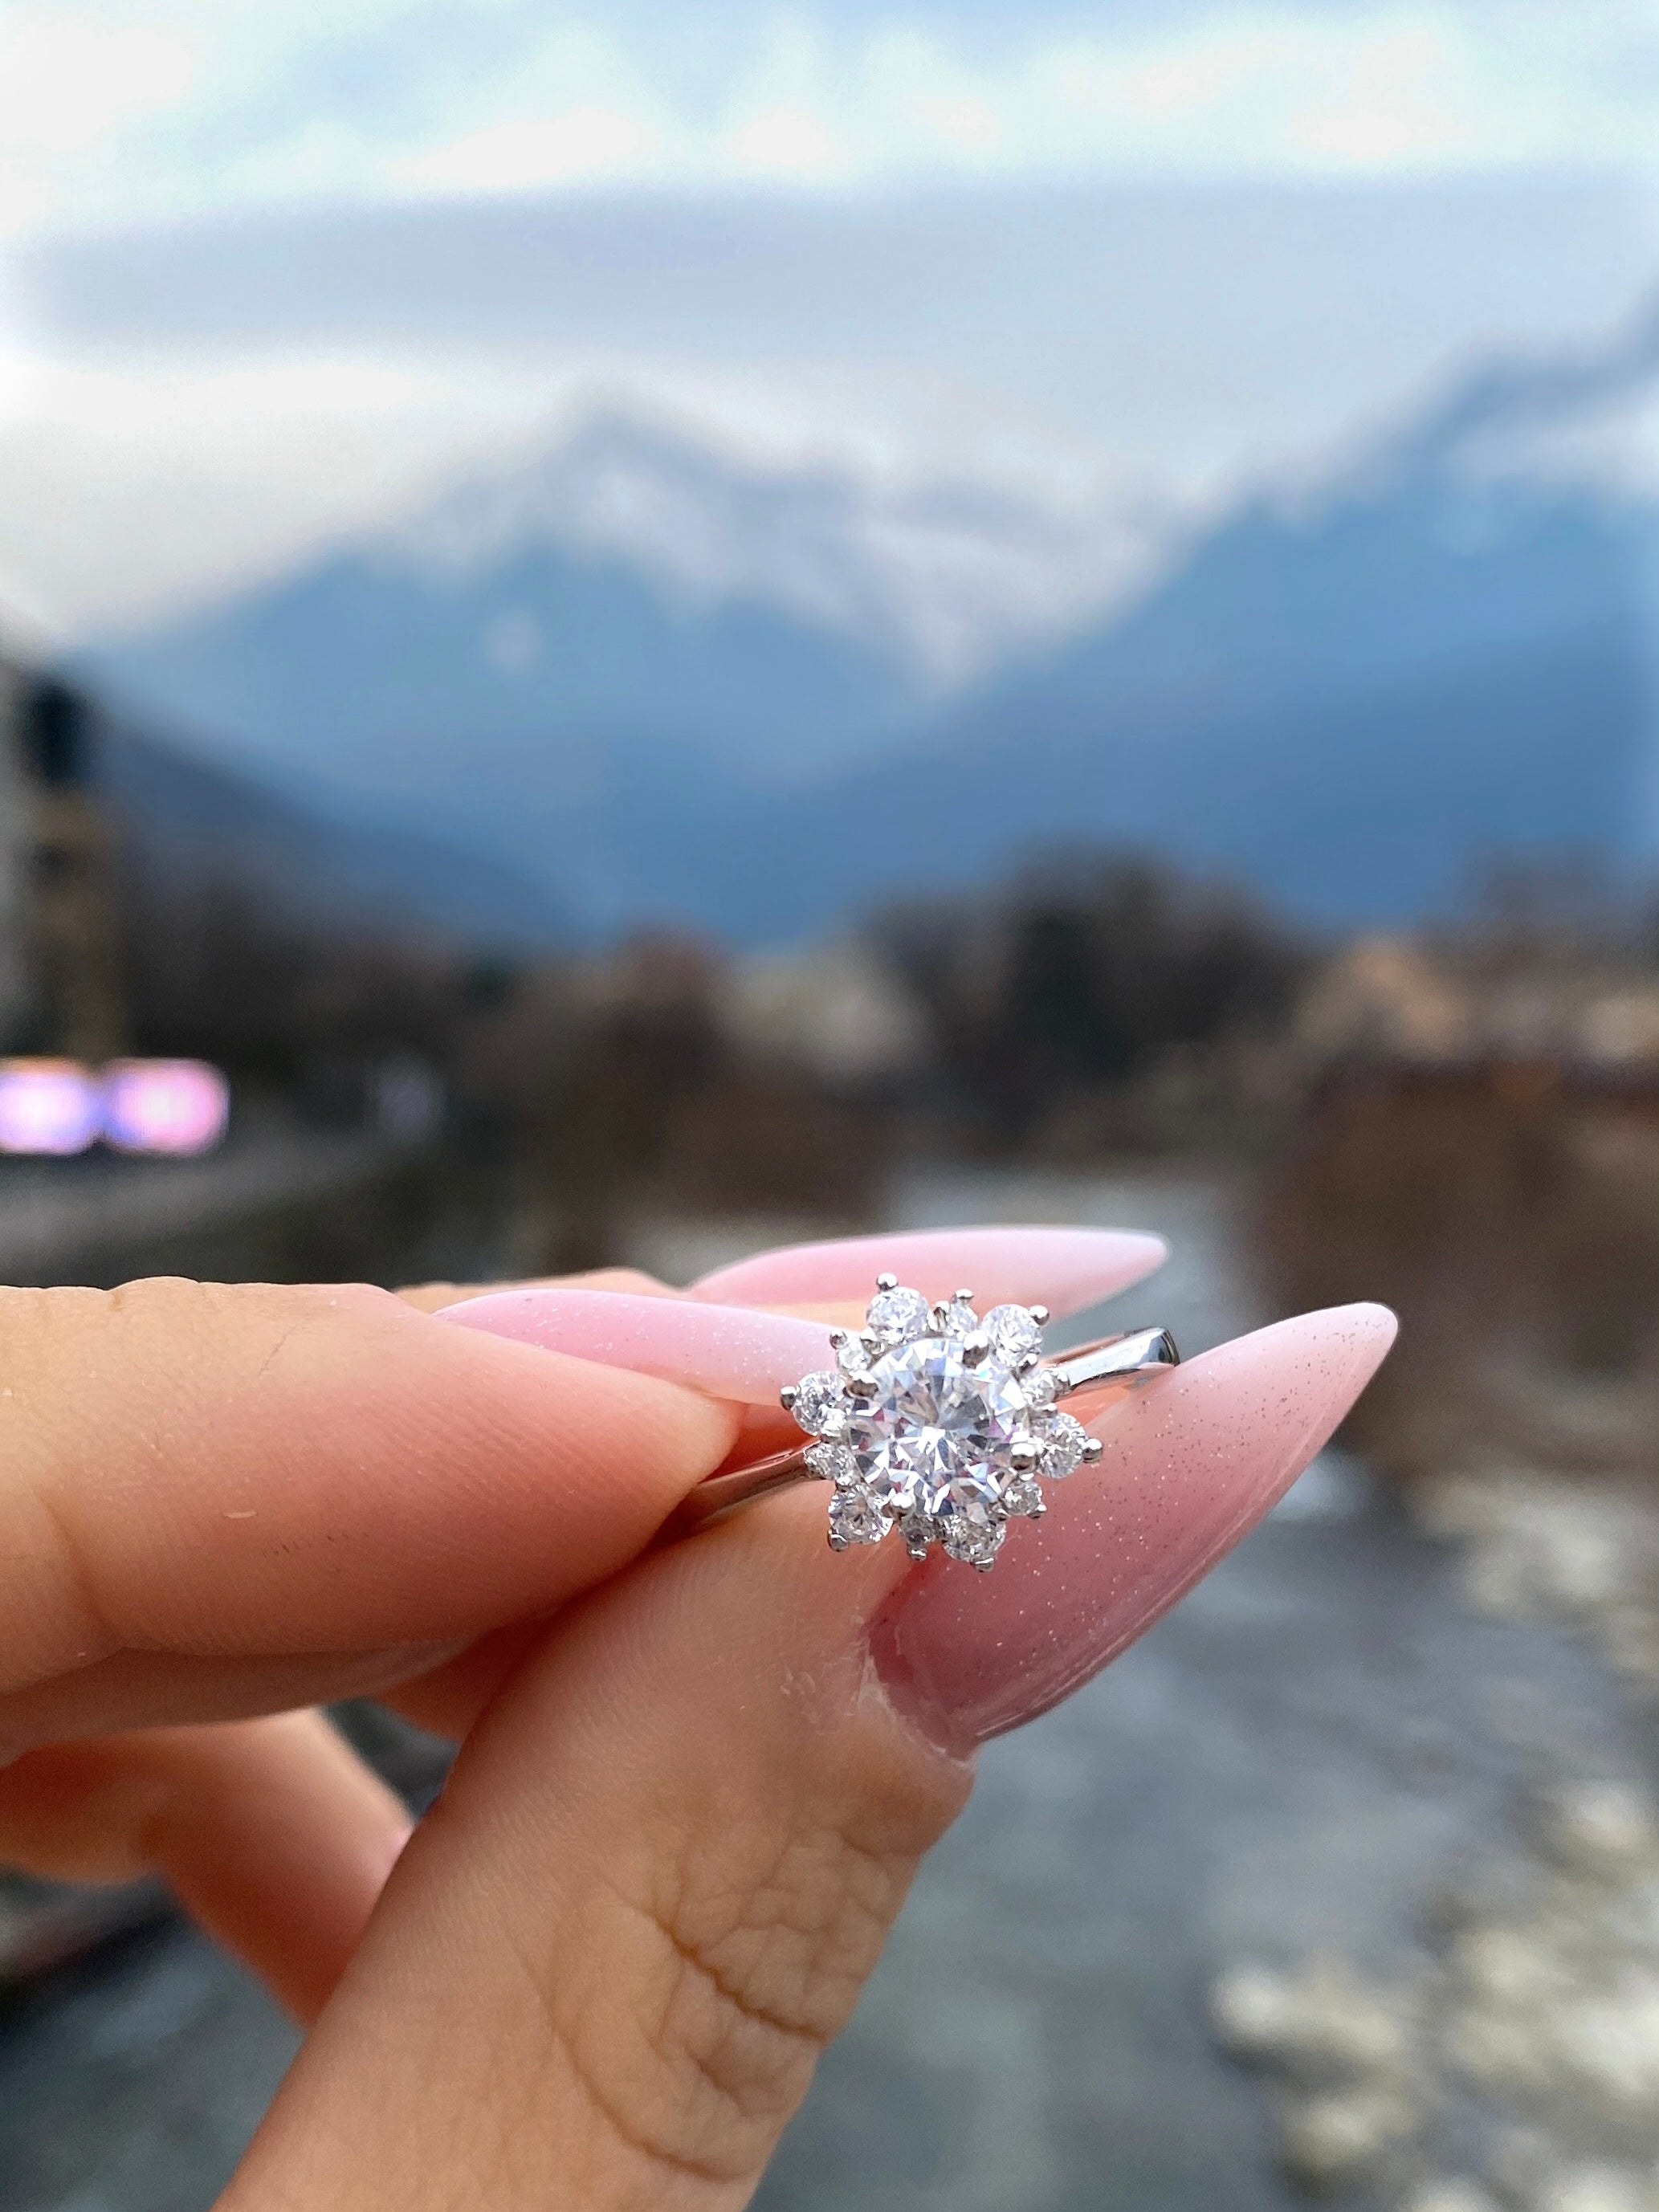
<box><xmin>1298</xmin><ymin>932</ymin><xmax>1659</xmax><ymax>1077</ymax></box>
<box><xmin>721</xmin><ymin>942</ymin><xmax>932</xmax><ymax>1090</ymax></box>
<box><xmin>0</xmin><ymin>636</ymin><xmax>126</xmax><ymax>1059</ymax></box>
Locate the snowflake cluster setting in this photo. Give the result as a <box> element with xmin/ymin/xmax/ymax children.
<box><xmin>781</xmin><ymin>1275</ymin><xmax>1102</xmax><ymax>1572</ymax></box>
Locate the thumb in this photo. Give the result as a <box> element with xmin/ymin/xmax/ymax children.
<box><xmin>219</xmin><ymin>1305</ymin><xmax>1392</xmax><ymax>2212</ymax></box>
<box><xmin>223</xmin><ymin>1477</ymin><xmax>955</xmax><ymax>2208</ymax></box>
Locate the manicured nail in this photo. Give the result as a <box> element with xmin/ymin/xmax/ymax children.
<box><xmin>691</xmin><ymin>1225</ymin><xmax>1166</xmax><ymax>1318</ymax></box>
<box><xmin>435</xmin><ymin>1286</ymin><xmax>835</xmax><ymax>1406</ymax></box>
<box><xmin>871</xmin><ymin>1303</ymin><xmax>1397</xmax><ymax>1753</ymax></box>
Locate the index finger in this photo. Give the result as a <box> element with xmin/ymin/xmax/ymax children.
<box><xmin>0</xmin><ymin>1277</ymin><xmax>736</xmax><ymax>1750</ymax></box>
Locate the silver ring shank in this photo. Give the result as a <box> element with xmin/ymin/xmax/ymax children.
<box><xmin>662</xmin><ymin>1326</ymin><xmax>1179</xmax><ymax>1542</ymax></box>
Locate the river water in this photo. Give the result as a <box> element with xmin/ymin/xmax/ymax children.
<box><xmin>1</xmin><ymin>1168</ymin><xmax>1652</xmax><ymax>2210</ymax></box>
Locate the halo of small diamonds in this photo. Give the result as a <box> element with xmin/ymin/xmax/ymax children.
<box><xmin>787</xmin><ymin>1278</ymin><xmax>1094</xmax><ymax>1570</ymax></box>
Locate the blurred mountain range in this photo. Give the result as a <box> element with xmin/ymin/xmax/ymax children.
<box><xmin>88</xmin><ymin>299</ymin><xmax>1659</xmax><ymax>945</ymax></box>
<box><xmin>103</xmin><ymin>723</ymin><xmax>571</xmax><ymax>944</ymax></box>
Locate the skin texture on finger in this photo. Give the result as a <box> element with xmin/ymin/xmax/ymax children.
<box><xmin>381</xmin><ymin>1616</ymin><xmax>549</xmax><ymax>1741</ymax></box>
<box><xmin>222</xmin><ymin>1307</ymin><xmax>1392</xmax><ymax>2212</ymax></box>
<box><xmin>0</xmin><ymin>1711</ymin><xmax>408</xmax><ymax>2023</ymax></box>
<box><xmin>0</xmin><ymin>1278</ymin><xmax>737</xmax><ymax>1751</ymax></box>
<box><xmin>222</xmin><ymin>1496</ymin><xmax>961</xmax><ymax>2212</ymax></box>
<box><xmin>1</xmin><ymin>1641</ymin><xmax>466</xmax><ymax>1750</ymax></box>
<box><xmin>690</xmin><ymin>1225</ymin><xmax>1166</xmax><ymax>1314</ymax></box>
<box><xmin>874</xmin><ymin>1304</ymin><xmax>1398</xmax><ymax>1751</ymax></box>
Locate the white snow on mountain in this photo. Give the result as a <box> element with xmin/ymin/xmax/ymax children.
<box><xmin>375</xmin><ymin>409</ymin><xmax>1179</xmax><ymax>687</ymax></box>
<box><xmin>1343</xmin><ymin>288</ymin><xmax>1659</xmax><ymax>507</ymax></box>
<box><xmin>395</xmin><ymin>296</ymin><xmax>1659</xmax><ymax>692</ymax></box>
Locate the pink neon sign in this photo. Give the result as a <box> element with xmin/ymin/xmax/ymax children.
<box><xmin>0</xmin><ymin>1060</ymin><xmax>102</xmax><ymax>1155</ymax></box>
<box><xmin>101</xmin><ymin>1060</ymin><xmax>230</xmax><ymax>1156</ymax></box>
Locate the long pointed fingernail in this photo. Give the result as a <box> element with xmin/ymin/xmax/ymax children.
<box><xmin>691</xmin><ymin>1226</ymin><xmax>1166</xmax><ymax>1318</ymax></box>
<box><xmin>871</xmin><ymin>1303</ymin><xmax>1396</xmax><ymax>1753</ymax></box>
<box><xmin>435</xmin><ymin>1287</ymin><xmax>834</xmax><ymax>1405</ymax></box>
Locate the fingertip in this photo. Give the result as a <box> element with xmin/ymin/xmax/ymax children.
<box><xmin>689</xmin><ymin>1225</ymin><xmax>1169</xmax><ymax>1317</ymax></box>
<box><xmin>872</xmin><ymin>1298</ymin><xmax>1399</xmax><ymax>1750</ymax></box>
<box><xmin>1188</xmin><ymin>1300</ymin><xmax>1396</xmax><ymax>1405</ymax></box>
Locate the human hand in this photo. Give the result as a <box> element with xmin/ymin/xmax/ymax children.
<box><xmin>0</xmin><ymin>1230</ymin><xmax>1394</xmax><ymax>2208</ymax></box>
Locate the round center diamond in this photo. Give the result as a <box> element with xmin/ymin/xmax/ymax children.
<box><xmin>844</xmin><ymin>1336</ymin><xmax>1033</xmax><ymax>1521</ymax></box>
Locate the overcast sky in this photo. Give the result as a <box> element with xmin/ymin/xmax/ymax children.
<box><xmin>6</xmin><ymin>0</ymin><xmax>1659</xmax><ymax>225</ymax></box>
<box><xmin>2</xmin><ymin>0</ymin><xmax>1657</xmax><ymax>636</ymax></box>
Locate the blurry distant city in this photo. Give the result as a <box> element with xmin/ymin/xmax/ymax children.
<box><xmin>6</xmin><ymin>1</ymin><xmax>1659</xmax><ymax>2206</ymax></box>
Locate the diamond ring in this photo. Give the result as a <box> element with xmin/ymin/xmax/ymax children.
<box><xmin>666</xmin><ymin>1276</ymin><xmax>1178</xmax><ymax>1571</ymax></box>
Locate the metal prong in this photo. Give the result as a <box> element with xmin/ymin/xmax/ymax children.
<box><xmin>1009</xmin><ymin>1437</ymin><xmax>1041</xmax><ymax>1472</ymax></box>
<box><xmin>876</xmin><ymin>1272</ymin><xmax>899</xmax><ymax>1292</ymax></box>
<box><xmin>1015</xmin><ymin>1350</ymin><xmax>1043</xmax><ymax>1375</ymax></box>
<box><xmin>929</xmin><ymin>1302</ymin><xmax>953</xmax><ymax>1330</ymax></box>
<box><xmin>859</xmin><ymin>1333</ymin><xmax>882</xmax><ymax>1360</ymax></box>
<box><xmin>828</xmin><ymin>1328</ymin><xmax>850</xmax><ymax>1350</ymax></box>
<box><xmin>779</xmin><ymin>1384</ymin><xmax>798</xmax><ymax>1412</ymax></box>
<box><xmin>962</xmin><ymin>1333</ymin><xmax>993</xmax><ymax>1365</ymax></box>
<box><xmin>845</xmin><ymin>1372</ymin><xmax>878</xmax><ymax>1399</ymax></box>
<box><xmin>1083</xmin><ymin>1436</ymin><xmax>1104</xmax><ymax>1464</ymax></box>
<box><xmin>973</xmin><ymin>1556</ymin><xmax>996</xmax><ymax>1574</ymax></box>
<box><xmin>828</xmin><ymin>1530</ymin><xmax>850</xmax><ymax>1551</ymax></box>
<box><xmin>1029</xmin><ymin>1304</ymin><xmax>1050</xmax><ymax>1326</ymax></box>
<box><xmin>955</xmin><ymin>1287</ymin><xmax>975</xmax><ymax>1305</ymax></box>
<box><xmin>905</xmin><ymin>1534</ymin><xmax>930</xmax><ymax>1561</ymax></box>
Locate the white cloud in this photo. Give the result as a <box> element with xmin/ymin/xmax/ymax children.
<box><xmin>0</xmin><ymin>341</ymin><xmax>578</xmax><ymax>631</ymax></box>
<box><xmin>0</xmin><ymin>6</ymin><xmax>195</xmax><ymax>234</ymax></box>
<box><xmin>396</xmin><ymin>109</ymin><xmax>660</xmax><ymax>194</ymax></box>
<box><xmin>0</xmin><ymin>1</ymin><xmax>1655</xmax><ymax>246</ymax></box>
<box><xmin>0</xmin><ymin>10</ymin><xmax>193</xmax><ymax>153</ymax></box>
<box><xmin>1007</xmin><ymin>10</ymin><xmax>1647</xmax><ymax>176</ymax></box>
<box><xmin>728</xmin><ymin>107</ymin><xmax>843</xmax><ymax>176</ymax></box>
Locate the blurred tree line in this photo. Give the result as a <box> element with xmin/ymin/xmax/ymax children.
<box><xmin>119</xmin><ymin>847</ymin><xmax>1314</xmax><ymax>1269</ymax></box>
<box><xmin>872</xmin><ymin>852</ymin><xmax>1310</xmax><ymax>1156</ymax></box>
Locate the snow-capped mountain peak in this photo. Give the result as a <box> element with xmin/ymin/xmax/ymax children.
<box><xmin>378</xmin><ymin>405</ymin><xmax>1169</xmax><ymax>687</ymax></box>
<box><xmin>1375</xmin><ymin>286</ymin><xmax>1659</xmax><ymax>503</ymax></box>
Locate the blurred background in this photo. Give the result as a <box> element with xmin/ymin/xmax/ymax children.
<box><xmin>4</xmin><ymin>2</ymin><xmax>1659</xmax><ymax>2206</ymax></box>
